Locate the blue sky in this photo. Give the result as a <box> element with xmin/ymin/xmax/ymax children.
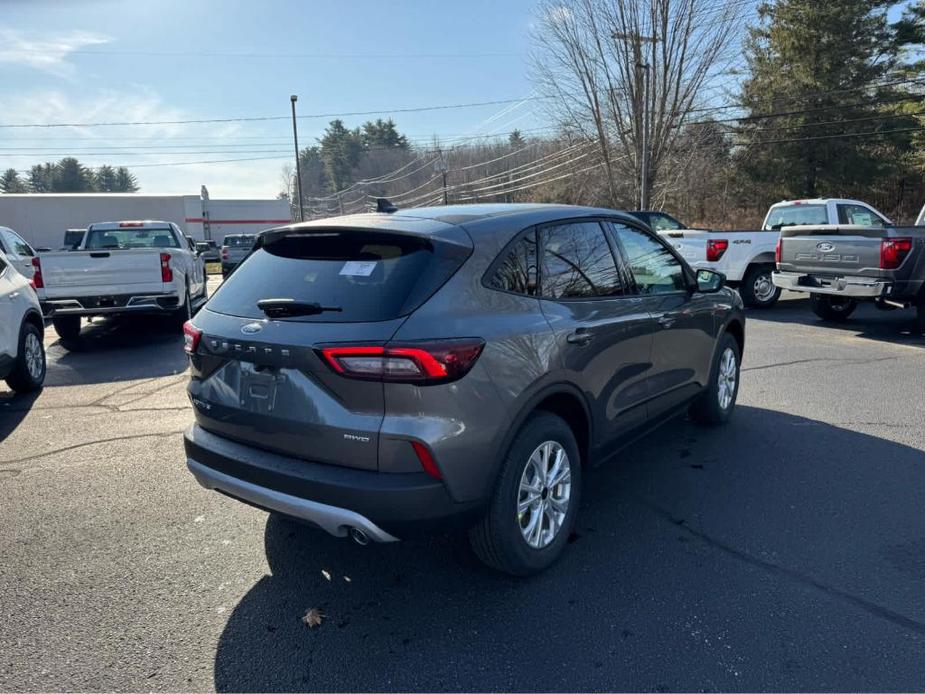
<box><xmin>0</xmin><ymin>0</ymin><xmax>916</xmax><ymax>198</ymax></box>
<box><xmin>0</xmin><ymin>0</ymin><xmax>545</xmax><ymax>197</ymax></box>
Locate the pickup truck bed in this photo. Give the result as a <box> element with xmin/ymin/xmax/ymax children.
<box><xmin>773</xmin><ymin>224</ymin><xmax>925</xmax><ymax>329</ymax></box>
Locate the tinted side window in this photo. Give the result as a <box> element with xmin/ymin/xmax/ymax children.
<box><xmin>540</xmin><ymin>222</ymin><xmax>623</xmax><ymax>299</ymax></box>
<box><xmin>488</xmin><ymin>231</ymin><xmax>537</xmax><ymax>295</ymax></box>
<box><xmin>613</xmin><ymin>224</ymin><xmax>687</xmax><ymax>294</ymax></box>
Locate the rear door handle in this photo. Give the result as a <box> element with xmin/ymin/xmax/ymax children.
<box><xmin>657</xmin><ymin>314</ymin><xmax>677</xmax><ymax>328</ymax></box>
<box><xmin>566</xmin><ymin>329</ymin><xmax>594</xmax><ymax>346</ymax></box>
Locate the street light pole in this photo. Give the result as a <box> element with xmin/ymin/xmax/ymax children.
<box><xmin>290</xmin><ymin>95</ymin><xmax>305</xmax><ymax>222</ymax></box>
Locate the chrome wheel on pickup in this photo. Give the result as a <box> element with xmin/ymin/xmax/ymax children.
<box><xmin>741</xmin><ymin>264</ymin><xmax>781</xmax><ymax>309</ymax></box>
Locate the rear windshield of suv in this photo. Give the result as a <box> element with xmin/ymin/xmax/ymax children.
<box><xmin>207</xmin><ymin>230</ymin><xmax>445</xmax><ymax>322</ymax></box>
<box><xmin>223</xmin><ymin>235</ymin><xmax>256</xmax><ymax>248</ymax></box>
<box><xmin>763</xmin><ymin>204</ymin><xmax>827</xmax><ymax>230</ymax></box>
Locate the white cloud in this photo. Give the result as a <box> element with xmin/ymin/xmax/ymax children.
<box><xmin>0</xmin><ymin>87</ymin><xmax>288</xmax><ymax>198</ymax></box>
<box><xmin>0</xmin><ymin>28</ymin><xmax>111</xmax><ymax>77</ymax></box>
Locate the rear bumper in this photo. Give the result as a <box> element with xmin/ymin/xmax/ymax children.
<box><xmin>183</xmin><ymin>424</ymin><xmax>481</xmax><ymax>540</ymax></box>
<box><xmin>772</xmin><ymin>271</ymin><xmax>890</xmax><ymax>298</ymax></box>
<box><xmin>42</xmin><ymin>292</ymin><xmax>181</xmax><ymax>316</ymax></box>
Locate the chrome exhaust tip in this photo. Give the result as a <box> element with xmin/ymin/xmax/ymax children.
<box><xmin>349</xmin><ymin>527</ymin><xmax>370</xmax><ymax>545</ymax></box>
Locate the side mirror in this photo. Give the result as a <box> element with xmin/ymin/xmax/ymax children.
<box><xmin>696</xmin><ymin>269</ymin><xmax>725</xmax><ymax>293</ymax></box>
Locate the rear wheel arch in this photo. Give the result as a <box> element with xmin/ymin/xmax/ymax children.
<box><xmin>489</xmin><ymin>384</ymin><xmax>593</xmax><ymax>494</ymax></box>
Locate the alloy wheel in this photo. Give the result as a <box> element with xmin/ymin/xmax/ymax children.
<box><xmin>517</xmin><ymin>440</ymin><xmax>571</xmax><ymax>549</ymax></box>
<box><xmin>717</xmin><ymin>347</ymin><xmax>737</xmax><ymax>411</ymax></box>
<box><xmin>24</xmin><ymin>332</ymin><xmax>44</xmax><ymax>382</ymax></box>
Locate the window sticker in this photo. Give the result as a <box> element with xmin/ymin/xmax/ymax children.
<box><xmin>339</xmin><ymin>260</ymin><xmax>377</xmax><ymax>277</ymax></box>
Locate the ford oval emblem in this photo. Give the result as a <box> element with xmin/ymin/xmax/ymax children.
<box><xmin>816</xmin><ymin>242</ymin><xmax>835</xmax><ymax>253</ymax></box>
<box><xmin>241</xmin><ymin>322</ymin><xmax>264</xmax><ymax>335</ymax></box>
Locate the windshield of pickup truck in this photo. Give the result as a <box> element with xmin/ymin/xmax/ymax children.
<box><xmin>763</xmin><ymin>204</ymin><xmax>828</xmax><ymax>230</ymax></box>
<box><xmin>85</xmin><ymin>227</ymin><xmax>180</xmax><ymax>250</ymax></box>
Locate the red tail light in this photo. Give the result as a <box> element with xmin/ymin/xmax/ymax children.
<box><xmin>706</xmin><ymin>239</ymin><xmax>728</xmax><ymax>262</ymax></box>
<box><xmin>183</xmin><ymin>321</ymin><xmax>202</xmax><ymax>354</ymax></box>
<box><xmin>775</xmin><ymin>236</ymin><xmax>783</xmax><ymax>265</ymax></box>
<box><xmin>318</xmin><ymin>339</ymin><xmax>485</xmax><ymax>384</ymax></box>
<box><xmin>30</xmin><ymin>256</ymin><xmax>44</xmax><ymax>288</ymax></box>
<box><xmin>880</xmin><ymin>237</ymin><xmax>912</xmax><ymax>270</ymax></box>
<box><xmin>160</xmin><ymin>252</ymin><xmax>173</xmax><ymax>282</ymax></box>
<box><xmin>411</xmin><ymin>441</ymin><xmax>442</xmax><ymax>480</ymax></box>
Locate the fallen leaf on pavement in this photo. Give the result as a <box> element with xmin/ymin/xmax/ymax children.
<box><xmin>302</xmin><ymin>608</ymin><xmax>325</xmax><ymax>628</ymax></box>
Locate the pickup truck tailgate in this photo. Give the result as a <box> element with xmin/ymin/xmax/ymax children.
<box><xmin>40</xmin><ymin>250</ymin><xmax>167</xmax><ymax>298</ymax></box>
<box><xmin>778</xmin><ymin>225</ymin><xmax>884</xmax><ymax>278</ymax></box>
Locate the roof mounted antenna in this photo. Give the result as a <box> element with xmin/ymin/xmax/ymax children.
<box><xmin>376</xmin><ymin>198</ymin><xmax>398</xmax><ymax>214</ymax></box>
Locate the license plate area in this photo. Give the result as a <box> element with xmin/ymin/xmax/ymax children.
<box><xmin>239</xmin><ymin>365</ymin><xmax>280</xmax><ymax>414</ymax></box>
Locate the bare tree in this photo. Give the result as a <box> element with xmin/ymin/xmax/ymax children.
<box><xmin>530</xmin><ymin>0</ymin><xmax>743</xmax><ymax>209</ymax></box>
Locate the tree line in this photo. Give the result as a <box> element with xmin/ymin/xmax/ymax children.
<box><xmin>286</xmin><ymin>1</ymin><xmax>923</xmax><ymax>228</ymax></box>
<box><xmin>1</xmin><ymin>158</ymin><xmax>140</xmax><ymax>194</ymax></box>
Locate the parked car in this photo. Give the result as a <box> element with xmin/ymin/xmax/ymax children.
<box><xmin>182</xmin><ymin>203</ymin><xmax>745</xmax><ymax>575</ymax></box>
<box><xmin>657</xmin><ymin>199</ymin><xmax>891</xmax><ymax>309</ymax></box>
<box><xmin>220</xmin><ymin>234</ymin><xmax>256</xmax><ymax>277</ymax></box>
<box><xmin>772</xmin><ymin>215</ymin><xmax>925</xmax><ymax>331</ymax></box>
<box><xmin>196</xmin><ymin>240</ymin><xmax>220</xmax><ymax>263</ymax></box>
<box><xmin>34</xmin><ymin>220</ymin><xmax>208</xmax><ymax>342</ymax></box>
<box><xmin>627</xmin><ymin>210</ymin><xmax>691</xmax><ymax>232</ymax></box>
<box><xmin>0</xmin><ymin>226</ymin><xmax>38</xmax><ymax>280</ymax></box>
<box><xmin>0</xmin><ymin>250</ymin><xmax>46</xmax><ymax>393</ymax></box>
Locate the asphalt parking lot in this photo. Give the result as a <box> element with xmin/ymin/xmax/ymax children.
<box><xmin>1</xmin><ymin>294</ymin><xmax>924</xmax><ymax>692</ymax></box>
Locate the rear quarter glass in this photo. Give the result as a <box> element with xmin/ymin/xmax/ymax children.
<box><xmin>206</xmin><ymin>229</ymin><xmax>470</xmax><ymax>323</ymax></box>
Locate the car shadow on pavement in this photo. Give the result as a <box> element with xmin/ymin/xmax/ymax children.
<box><xmin>46</xmin><ymin>315</ymin><xmax>189</xmax><ymax>386</ymax></box>
<box><xmin>0</xmin><ymin>389</ymin><xmax>40</xmax><ymax>443</ymax></box>
<box><xmin>757</xmin><ymin>297</ymin><xmax>924</xmax><ymax>348</ymax></box>
<box><xmin>212</xmin><ymin>405</ymin><xmax>925</xmax><ymax>692</ymax></box>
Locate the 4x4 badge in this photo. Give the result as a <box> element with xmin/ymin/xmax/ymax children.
<box><xmin>241</xmin><ymin>322</ymin><xmax>263</xmax><ymax>335</ymax></box>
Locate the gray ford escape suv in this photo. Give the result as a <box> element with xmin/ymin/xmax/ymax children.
<box><xmin>183</xmin><ymin>203</ymin><xmax>744</xmax><ymax>575</ymax></box>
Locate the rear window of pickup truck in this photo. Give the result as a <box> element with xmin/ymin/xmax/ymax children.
<box><xmin>764</xmin><ymin>204</ymin><xmax>827</xmax><ymax>230</ymax></box>
<box><xmin>86</xmin><ymin>228</ymin><xmax>180</xmax><ymax>250</ymax></box>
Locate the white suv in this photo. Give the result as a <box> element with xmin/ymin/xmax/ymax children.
<box><xmin>0</xmin><ymin>250</ymin><xmax>46</xmax><ymax>393</ymax></box>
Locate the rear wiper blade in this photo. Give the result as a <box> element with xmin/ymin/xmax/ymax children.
<box><xmin>257</xmin><ymin>298</ymin><xmax>343</xmax><ymax>318</ymax></box>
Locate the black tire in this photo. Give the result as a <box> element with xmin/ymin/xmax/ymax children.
<box><xmin>174</xmin><ymin>287</ymin><xmax>192</xmax><ymax>328</ymax></box>
<box><xmin>810</xmin><ymin>294</ymin><xmax>857</xmax><ymax>322</ymax></box>
<box><xmin>51</xmin><ymin>314</ymin><xmax>81</xmax><ymax>341</ymax></box>
<box><xmin>469</xmin><ymin>412</ymin><xmax>582</xmax><ymax>576</ymax></box>
<box><xmin>739</xmin><ymin>264</ymin><xmax>781</xmax><ymax>309</ymax></box>
<box><xmin>690</xmin><ymin>333</ymin><xmax>740</xmax><ymax>426</ymax></box>
<box><xmin>5</xmin><ymin>321</ymin><xmax>46</xmax><ymax>393</ymax></box>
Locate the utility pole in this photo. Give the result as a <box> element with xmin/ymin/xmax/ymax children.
<box><xmin>612</xmin><ymin>32</ymin><xmax>657</xmax><ymax>210</ymax></box>
<box><xmin>435</xmin><ymin>152</ymin><xmax>449</xmax><ymax>205</ymax></box>
<box><xmin>290</xmin><ymin>95</ymin><xmax>305</xmax><ymax>222</ymax></box>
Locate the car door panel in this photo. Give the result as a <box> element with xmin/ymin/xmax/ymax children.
<box><xmin>536</xmin><ymin>220</ymin><xmax>658</xmax><ymax>451</ymax></box>
<box><xmin>609</xmin><ymin>221</ymin><xmax>713</xmax><ymax>420</ymax></box>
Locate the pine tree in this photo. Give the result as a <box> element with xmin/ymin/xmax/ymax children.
<box><xmin>53</xmin><ymin>157</ymin><xmax>94</xmax><ymax>192</ymax></box>
<box><xmin>0</xmin><ymin>169</ymin><xmax>28</xmax><ymax>193</ymax></box>
<box><xmin>735</xmin><ymin>0</ymin><xmax>916</xmax><ymax>199</ymax></box>
<box><xmin>113</xmin><ymin>167</ymin><xmax>139</xmax><ymax>192</ymax></box>
<box><xmin>29</xmin><ymin>163</ymin><xmax>55</xmax><ymax>193</ymax></box>
<box><xmin>95</xmin><ymin>165</ymin><xmax>119</xmax><ymax>192</ymax></box>
<box><xmin>509</xmin><ymin>129</ymin><xmax>526</xmax><ymax>147</ymax></box>
<box><xmin>320</xmin><ymin>119</ymin><xmax>364</xmax><ymax>192</ymax></box>
<box><xmin>361</xmin><ymin>118</ymin><xmax>409</xmax><ymax>149</ymax></box>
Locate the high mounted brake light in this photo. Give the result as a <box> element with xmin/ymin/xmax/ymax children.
<box><xmin>706</xmin><ymin>239</ymin><xmax>728</xmax><ymax>262</ymax></box>
<box><xmin>318</xmin><ymin>339</ymin><xmax>485</xmax><ymax>384</ymax></box>
<box><xmin>119</xmin><ymin>221</ymin><xmax>145</xmax><ymax>227</ymax></box>
<box><xmin>880</xmin><ymin>237</ymin><xmax>912</xmax><ymax>270</ymax></box>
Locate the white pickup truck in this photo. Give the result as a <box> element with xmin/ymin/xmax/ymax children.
<box><xmin>34</xmin><ymin>220</ymin><xmax>208</xmax><ymax>341</ymax></box>
<box><xmin>656</xmin><ymin>199</ymin><xmax>892</xmax><ymax>308</ymax></box>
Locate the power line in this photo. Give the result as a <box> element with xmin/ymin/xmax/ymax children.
<box><xmin>0</xmin><ymin>97</ymin><xmax>548</xmax><ymax>129</ymax></box>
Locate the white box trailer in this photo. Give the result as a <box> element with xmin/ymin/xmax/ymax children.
<box><xmin>0</xmin><ymin>193</ymin><xmax>292</xmax><ymax>251</ymax></box>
